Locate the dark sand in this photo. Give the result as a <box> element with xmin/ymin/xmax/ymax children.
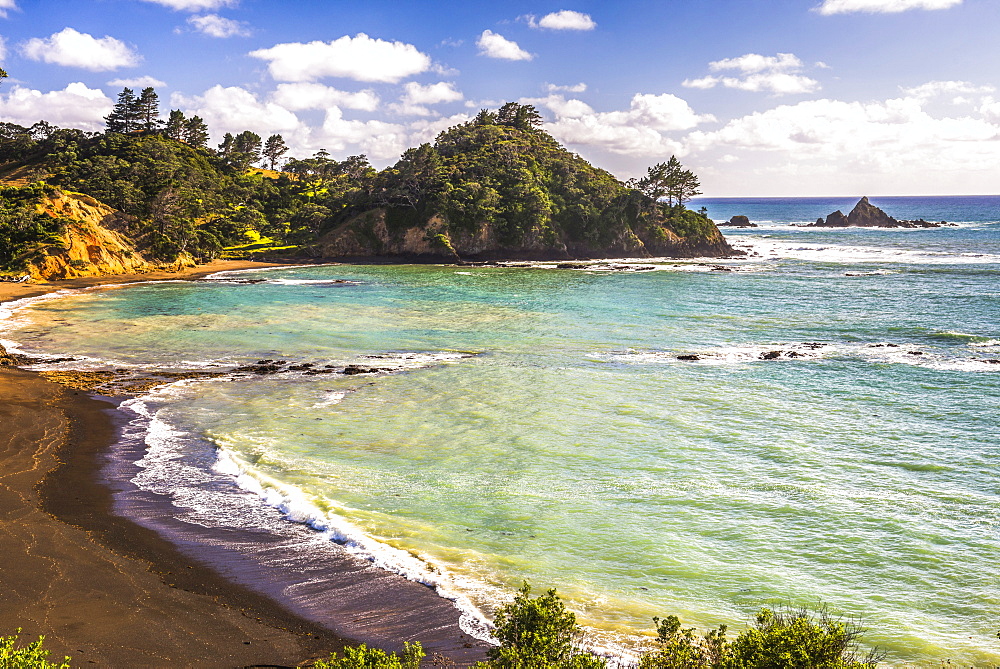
<box><xmin>0</xmin><ymin>261</ymin><xmax>490</xmax><ymax>667</ymax></box>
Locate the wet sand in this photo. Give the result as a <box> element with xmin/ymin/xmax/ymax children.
<box><xmin>0</xmin><ymin>261</ymin><xmax>489</xmax><ymax>667</ymax></box>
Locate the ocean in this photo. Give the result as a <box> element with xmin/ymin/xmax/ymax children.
<box><xmin>2</xmin><ymin>195</ymin><xmax>998</xmax><ymax>664</ymax></box>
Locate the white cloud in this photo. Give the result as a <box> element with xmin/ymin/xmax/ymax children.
<box><xmin>172</xmin><ymin>85</ymin><xmax>302</xmax><ymax>138</ymax></box>
<box><xmin>528</xmin><ymin>92</ymin><xmax>714</xmax><ymax>157</ymax></box>
<box><xmin>0</xmin><ymin>36</ymin><xmax>6</xmax><ymax>61</ymax></box>
<box><xmin>902</xmin><ymin>80</ymin><xmax>994</xmax><ymax>101</ymax></box>
<box><xmin>710</xmin><ymin>52</ymin><xmax>803</xmax><ymax>74</ymax></box>
<box><xmin>272</xmin><ymin>83</ymin><xmax>379</xmax><ymax>112</ymax></box>
<box><xmin>188</xmin><ymin>14</ymin><xmax>250</xmax><ymax>38</ymax></box>
<box><xmin>402</xmin><ymin>82</ymin><xmax>463</xmax><ymax>107</ymax></box>
<box><xmin>528</xmin><ymin>10</ymin><xmax>597</xmax><ymax>30</ymax></box>
<box><xmin>0</xmin><ymin>82</ymin><xmax>112</xmax><ymax>130</ymax></box>
<box><xmin>547</xmin><ymin>82</ymin><xmax>587</xmax><ymax>93</ymax></box>
<box><xmin>817</xmin><ymin>0</ymin><xmax>962</xmax><ymax>14</ymax></box>
<box><xmin>686</xmin><ymin>91</ymin><xmax>1000</xmax><ymax>179</ymax></box>
<box><xmin>21</xmin><ymin>28</ymin><xmax>140</xmax><ymax>71</ymax></box>
<box><xmin>683</xmin><ymin>53</ymin><xmax>820</xmax><ymax>95</ymax></box>
<box><xmin>249</xmin><ymin>33</ymin><xmax>432</xmax><ymax>83</ymax></box>
<box><xmin>402</xmin><ymin>81</ymin><xmax>463</xmax><ymax>106</ymax></box>
<box><xmin>138</xmin><ymin>0</ymin><xmax>236</xmax><ymax>11</ymax></box>
<box><xmin>476</xmin><ymin>30</ymin><xmax>533</xmax><ymax>61</ymax></box>
<box><xmin>0</xmin><ymin>0</ymin><xmax>17</xmax><ymax>19</ymax></box>
<box><xmin>108</xmin><ymin>76</ymin><xmax>167</xmax><ymax>88</ymax></box>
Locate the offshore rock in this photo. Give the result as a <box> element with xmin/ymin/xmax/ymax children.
<box><xmin>809</xmin><ymin>197</ymin><xmax>950</xmax><ymax>228</ymax></box>
<box><xmin>719</xmin><ymin>215</ymin><xmax>757</xmax><ymax>227</ymax></box>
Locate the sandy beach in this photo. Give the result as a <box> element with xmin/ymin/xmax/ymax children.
<box><xmin>0</xmin><ymin>260</ymin><xmax>488</xmax><ymax>667</ymax></box>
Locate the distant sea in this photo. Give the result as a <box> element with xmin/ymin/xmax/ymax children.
<box><xmin>2</xmin><ymin>195</ymin><xmax>998</xmax><ymax>664</ymax></box>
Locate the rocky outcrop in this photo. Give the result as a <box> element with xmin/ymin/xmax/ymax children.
<box><xmin>308</xmin><ymin>208</ymin><xmax>738</xmax><ymax>262</ymax></box>
<box><xmin>718</xmin><ymin>215</ymin><xmax>757</xmax><ymax>228</ymax></box>
<box><xmin>809</xmin><ymin>197</ymin><xmax>950</xmax><ymax>228</ymax></box>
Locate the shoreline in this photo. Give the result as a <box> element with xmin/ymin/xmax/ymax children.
<box><xmin>0</xmin><ymin>260</ymin><xmax>489</xmax><ymax>666</ymax></box>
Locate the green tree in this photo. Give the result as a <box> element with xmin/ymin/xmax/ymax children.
<box><xmin>496</xmin><ymin>102</ymin><xmax>543</xmax><ymax>131</ymax></box>
<box><xmin>481</xmin><ymin>582</ymin><xmax>605</xmax><ymax>669</ymax></box>
<box><xmin>182</xmin><ymin>116</ymin><xmax>210</xmax><ymax>149</ymax></box>
<box><xmin>314</xmin><ymin>642</ymin><xmax>424</xmax><ymax>669</ymax></box>
<box><xmin>0</xmin><ymin>68</ymin><xmax>8</xmax><ymax>86</ymax></box>
<box><xmin>164</xmin><ymin>110</ymin><xmax>186</xmax><ymax>141</ymax></box>
<box><xmin>104</xmin><ymin>88</ymin><xmax>140</xmax><ymax>134</ymax></box>
<box><xmin>636</xmin><ymin>156</ymin><xmax>701</xmax><ymax>209</ymax></box>
<box><xmin>262</xmin><ymin>133</ymin><xmax>289</xmax><ymax>170</ymax></box>
<box><xmin>136</xmin><ymin>87</ymin><xmax>162</xmax><ymax>132</ymax></box>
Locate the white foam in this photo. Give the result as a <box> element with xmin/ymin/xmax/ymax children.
<box><xmin>210</xmin><ymin>446</ymin><xmax>495</xmax><ymax>640</ymax></box>
<box><xmin>610</xmin><ymin>341</ymin><xmax>1000</xmax><ymax>373</ymax></box>
<box><xmin>118</xmin><ymin>362</ymin><xmax>498</xmax><ymax>644</ymax></box>
<box><xmin>266</xmin><ymin>278</ymin><xmax>360</xmax><ymax>286</ymax></box>
<box><xmin>737</xmin><ymin>239</ymin><xmax>1000</xmax><ymax>265</ymax></box>
<box><xmin>201</xmin><ymin>263</ymin><xmax>338</xmax><ymax>281</ymax></box>
<box><xmin>310</xmin><ymin>390</ymin><xmax>347</xmax><ymax>408</ymax></box>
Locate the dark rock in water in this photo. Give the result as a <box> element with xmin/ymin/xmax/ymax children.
<box><xmin>802</xmin><ymin>342</ymin><xmax>826</xmax><ymax>349</ymax></box>
<box><xmin>342</xmin><ymin>365</ymin><xmax>390</xmax><ymax>375</ymax></box>
<box><xmin>719</xmin><ymin>215</ymin><xmax>757</xmax><ymax>228</ymax></box>
<box><xmin>985</xmin><ymin>359</ymin><xmax>1000</xmax><ymax>364</ymax></box>
<box><xmin>677</xmin><ymin>354</ymin><xmax>701</xmax><ymax>361</ymax></box>
<box><xmin>907</xmin><ymin>351</ymin><xmax>924</xmax><ymax>355</ymax></box>
<box><xmin>760</xmin><ymin>350</ymin><xmax>782</xmax><ymax>360</ymax></box>
<box><xmin>786</xmin><ymin>351</ymin><xmax>803</xmax><ymax>358</ymax></box>
<box><xmin>0</xmin><ymin>342</ymin><xmax>75</xmax><ymax>366</ymax></box>
<box><xmin>810</xmin><ymin>196</ymin><xmax>948</xmax><ymax>228</ymax></box>
<box><xmin>821</xmin><ymin>210</ymin><xmax>851</xmax><ymax>227</ymax></box>
<box><xmin>556</xmin><ymin>263</ymin><xmax>589</xmax><ymax>269</ymax></box>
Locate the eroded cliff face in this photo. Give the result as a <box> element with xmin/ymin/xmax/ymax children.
<box><xmin>309</xmin><ymin>209</ymin><xmax>736</xmax><ymax>262</ymax></box>
<box><xmin>24</xmin><ymin>192</ymin><xmax>195</xmax><ymax>280</ymax></box>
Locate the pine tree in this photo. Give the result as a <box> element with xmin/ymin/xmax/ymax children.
<box><xmin>165</xmin><ymin>110</ymin><xmax>186</xmax><ymax>141</ymax></box>
<box><xmin>183</xmin><ymin>116</ymin><xmax>210</xmax><ymax>149</ymax></box>
<box><xmin>136</xmin><ymin>87</ymin><xmax>162</xmax><ymax>132</ymax></box>
<box><xmin>105</xmin><ymin>88</ymin><xmax>140</xmax><ymax>134</ymax></box>
<box><xmin>262</xmin><ymin>134</ymin><xmax>289</xmax><ymax>170</ymax></box>
<box><xmin>233</xmin><ymin>130</ymin><xmax>262</xmax><ymax>169</ymax></box>
<box><xmin>217</xmin><ymin>132</ymin><xmax>235</xmax><ymax>159</ymax></box>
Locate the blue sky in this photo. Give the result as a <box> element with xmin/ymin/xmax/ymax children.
<box><xmin>2</xmin><ymin>0</ymin><xmax>999</xmax><ymax>195</ymax></box>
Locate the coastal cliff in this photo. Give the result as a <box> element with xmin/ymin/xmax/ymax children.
<box><xmin>0</xmin><ymin>186</ymin><xmax>195</xmax><ymax>281</ymax></box>
<box><xmin>27</xmin><ymin>192</ymin><xmax>153</xmax><ymax>280</ymax></box>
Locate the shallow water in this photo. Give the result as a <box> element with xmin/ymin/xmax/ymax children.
<box><xmin>3</xmin><ymin>196</ymin><xmax>999</xmax><ymax>664</ymax></box>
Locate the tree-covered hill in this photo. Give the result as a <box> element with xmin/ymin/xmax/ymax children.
<box><xmin>0</xmin><ymin>89</ymin><xmax>737</xmax><ymax>272</ymax></box>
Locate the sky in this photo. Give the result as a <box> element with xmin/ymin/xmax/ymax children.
<box><xmin>1</xmin><ymin>0</ymin><xmax>1000</xmax><ymax>196</ymax></box>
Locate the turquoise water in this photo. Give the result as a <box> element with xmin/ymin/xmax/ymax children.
<box><xmin>3</xmin><ymin>197</ymin><xmax>1000</xmax><ymax>664</ymax></box>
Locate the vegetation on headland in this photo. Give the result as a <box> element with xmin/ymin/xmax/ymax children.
<box><xmin>0</xmin><ymin>84</ymin><xmax>735</xmax><ymax>274</ymax></box>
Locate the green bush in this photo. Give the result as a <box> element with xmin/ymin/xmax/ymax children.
<box><xmin>477</xmin><ymin>582</ymin><xmax>606</xmax><ymax>669</ymax></box>
<box><xmin>724</xmin><ymin>606</ymin><xmax>883</xmax><ymax>668</ymax></box>
<box><xmin>313</xmin><ymin>641</ymin><xmax>424</xmax><ymax>669</ymax></box>
<box><xmin>0</xmin><ymin>630</ymin><xmax>71</xmax><ymax>669</ymax></box>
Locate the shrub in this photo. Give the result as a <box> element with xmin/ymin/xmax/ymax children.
<box><xmin>724</xmin><ymin>606</ymin><xmax>883</xmax><ymax>668</ymax></box>
<box><xmin>0</xmin><ymin>629</ymin><xmax>71</xmax><ymax>669</ymax></box>
<box><xmin>479</xmin><ymin>582</ymin><xmax>605</xmax><ymax>669</ymax></box>
<box><xmin>313</xmin><ymin>641</ymin><xmax>424</xmax><ymax>669</ymax></box>
<box><xmin>639</xmin><ymin>615</ymin><xmax>728</xmax><ymax>668</ymax></box>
